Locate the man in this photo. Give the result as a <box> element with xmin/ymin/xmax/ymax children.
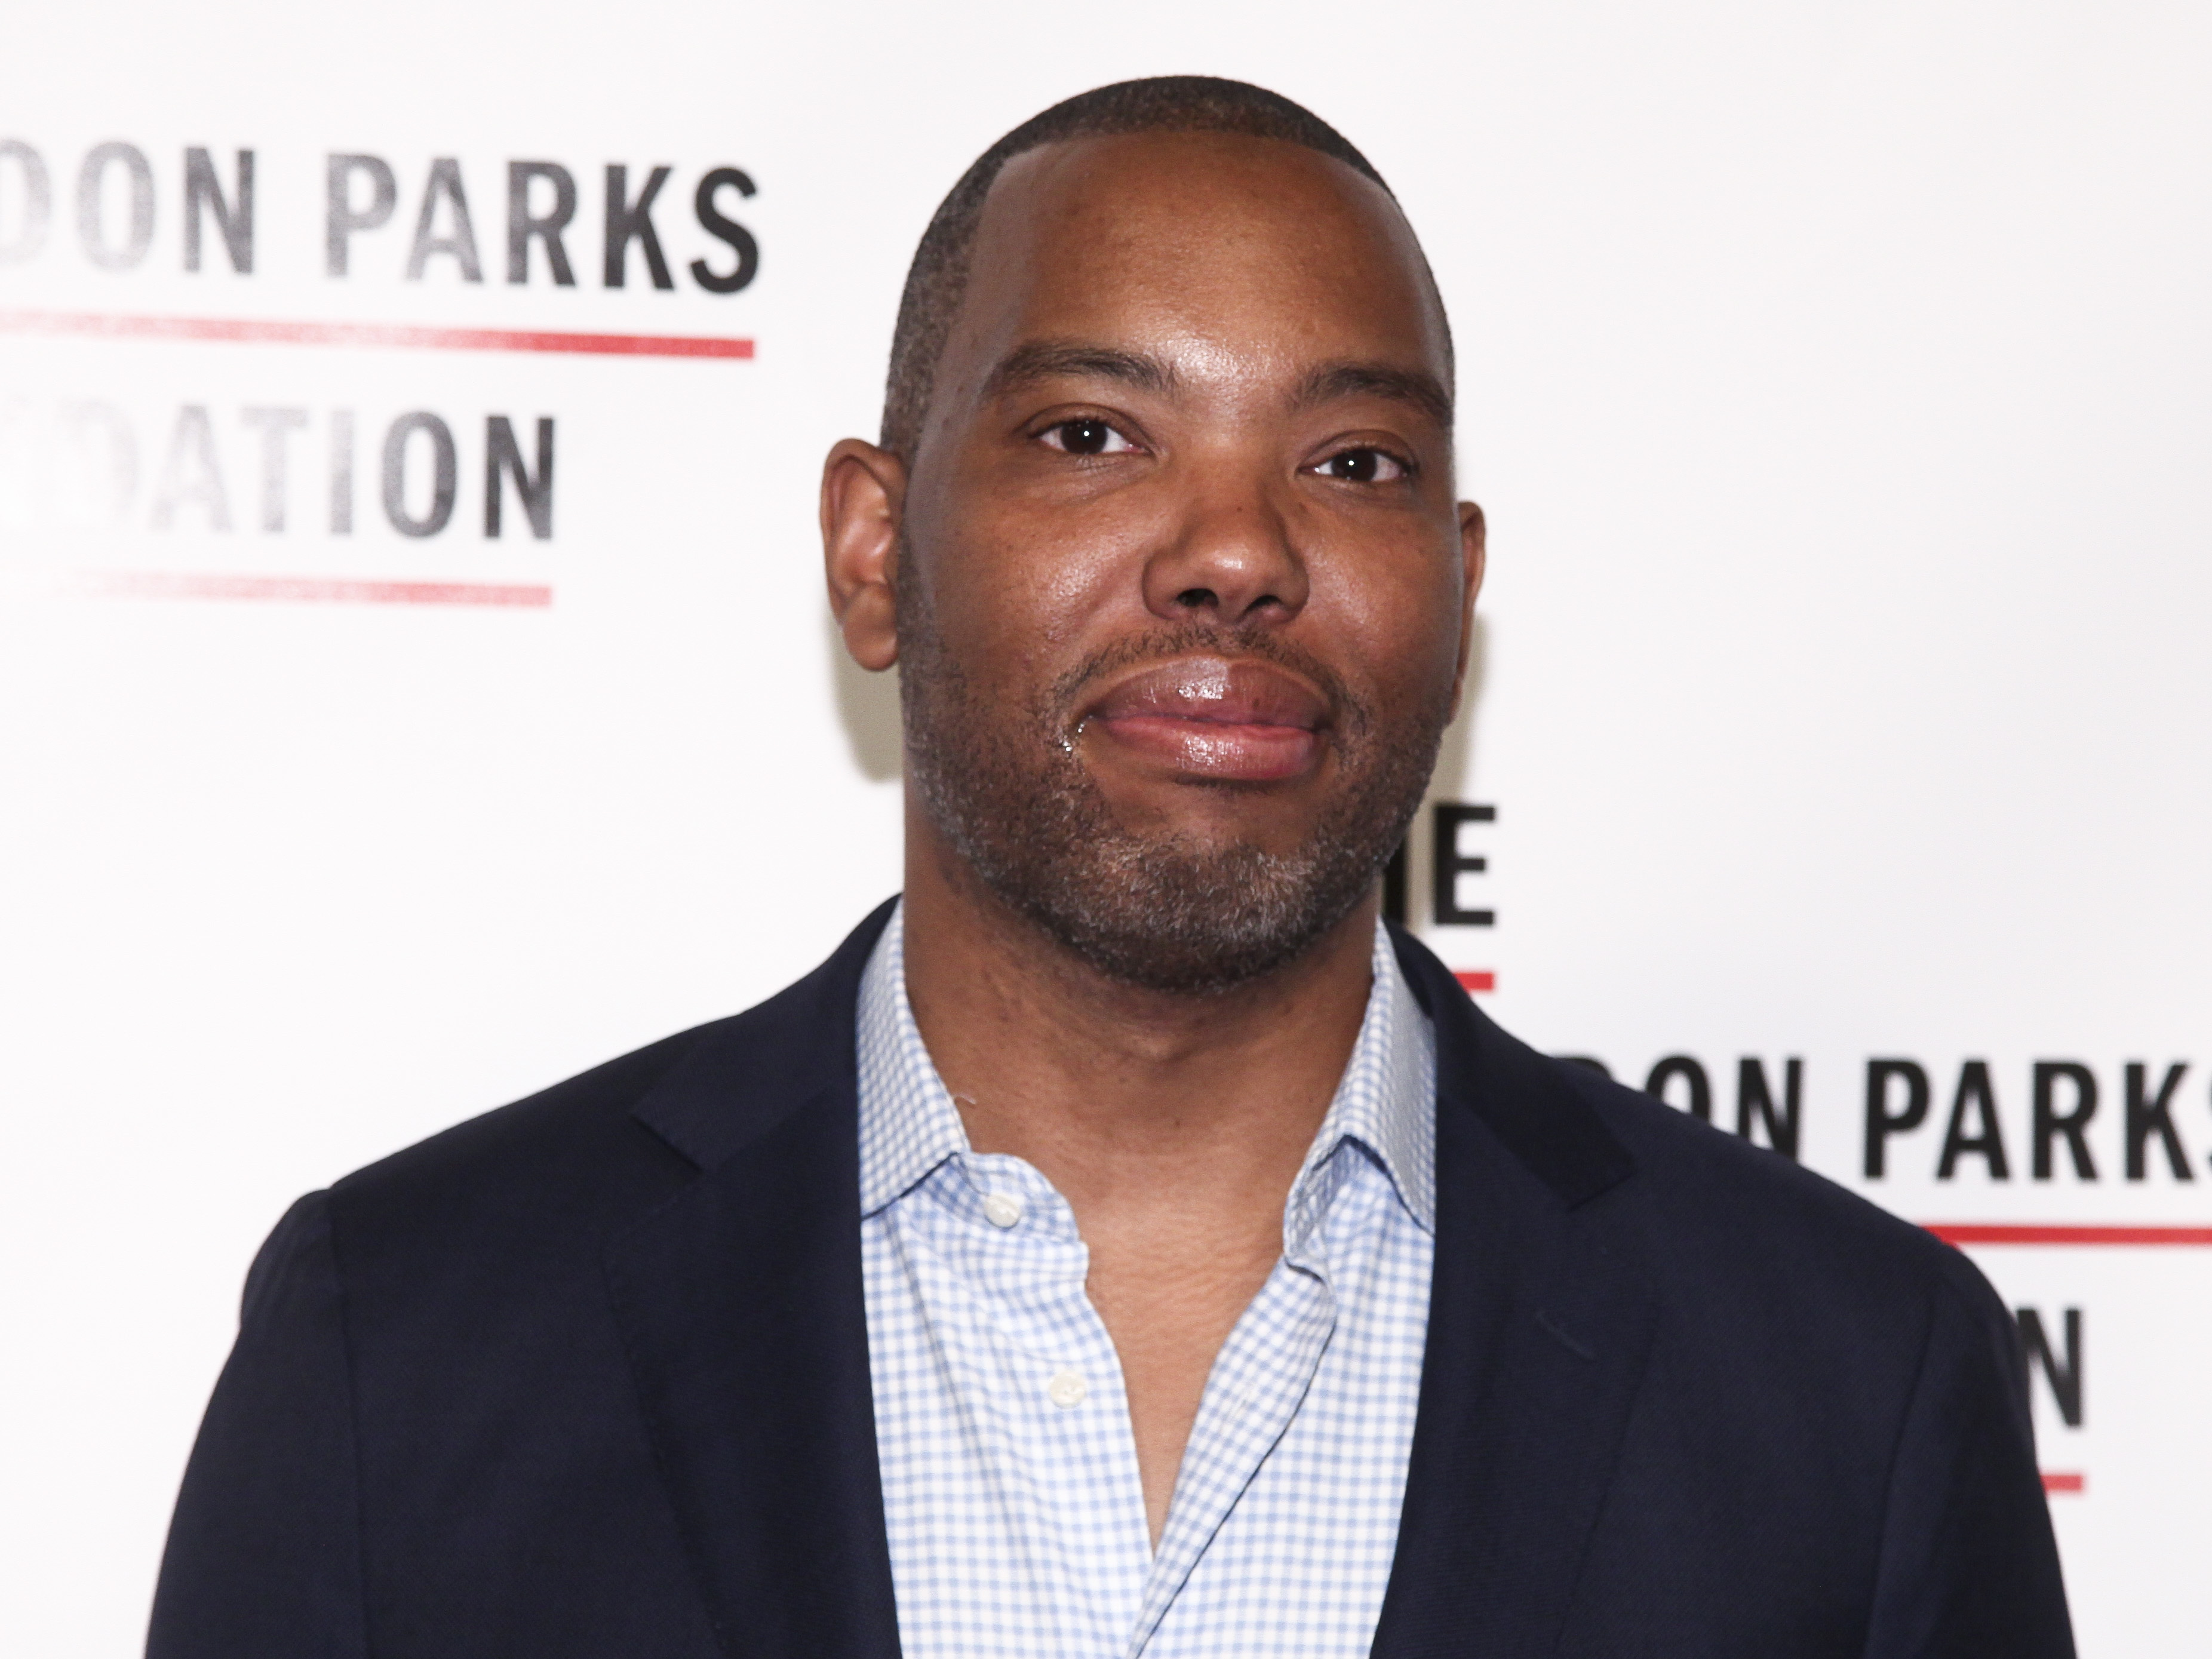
<box><xmin>150</xmin><ymin>78</ymin><xmax>2073</xmax><ymax>1658</ymax></box>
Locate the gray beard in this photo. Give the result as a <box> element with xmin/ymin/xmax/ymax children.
<box><xmin>898</xmin><ymin>598</ymin><xmax>1448</xmax><ymax>996</ymax></box>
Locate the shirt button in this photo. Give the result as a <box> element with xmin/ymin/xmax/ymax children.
<box><xmin>1046</xmin><ymin>1369</ymin><xmax>1089</xmax><ymax>1409</ymax></box>
<box><xmin>982</xmin><ymin>1192</ymin><xmax>1024</xmax><ymax>1229</ymax></box>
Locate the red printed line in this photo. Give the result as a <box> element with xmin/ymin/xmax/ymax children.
<box><xmin>1454</xmin><ymin>970</ymin><xmax>1496</xmax><ymax>993</ymax></box>
<box><xmin>80</xmin><ymin>572</ymin><xmax>551</xmax><ymax>608</ymax></box>
<box><xmin>2042</xmin><ymin>1473</ymin><xmax>2085</xmax><ymax>1494</ymax></box>
<box><xmin>1925</xmin><ymin>1224</ymin><xmax>2212</xmax><ymax>1246</ymax></box>
<box><xmin>0</xmin><ymin>309</ymin><xmax>753</xmax><ymax>360</ymax></box>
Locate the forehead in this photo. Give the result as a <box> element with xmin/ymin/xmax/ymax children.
<box><xmin>948</xmin><ymin>131</ymin><xmax>1451</xmax><ymax>389</ymax></box>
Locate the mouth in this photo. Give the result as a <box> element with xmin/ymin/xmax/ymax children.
<box><xmin>1080</xmin><ymin>656</ymin><xmax>1331</xmax><ymax>784</ymax></box>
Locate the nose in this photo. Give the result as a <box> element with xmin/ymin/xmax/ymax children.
<box><xmin>1139</xmin><ymin>467</ymin><xmax>1310</xmax><ymax>627</ymax></box>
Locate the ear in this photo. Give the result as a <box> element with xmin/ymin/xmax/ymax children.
<box><xmin>1449</xmin><ymin>499</ymin><xmax>1488</xmax><ymax>706</ymax></box>
<box><xmin>821</xmin><ymin>438</ymin><xmax>908</xmax><ymax>672</ymax></box>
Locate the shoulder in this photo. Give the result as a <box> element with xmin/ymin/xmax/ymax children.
<box><xmin>1557</xmin><ymin>1055</ymin><xmax>2010</xmax><ymax>1348</ymax></box>
<box><xmin>322</xmin><ymin>1018</ymin><xmax>736</xmax><ymax>1272</ymax></box>
<box><xmin>319</xmin><ymin>901</ymin><xmax>895</xmax><ymax>1270</ymax></box>
<box><xmin>1393</xmin><ymin>921</ymin><xmax>1987</xmax><ymax>1325</ymax></box>
<box><xmin>1578</xmin><ymin>1058</ymin><xmax>1960</xmax><ymax>1261</ymax></box>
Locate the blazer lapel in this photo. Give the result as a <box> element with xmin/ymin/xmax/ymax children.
<box><xmin>604</xmin><ymin>902</ymin><xmax>902</xmax><ymax>1659</ymax></box>
<box><xmin>1372</xmin><ymin>930</ymin><xmax>1658</xmax><ymax>1659</ymax></box>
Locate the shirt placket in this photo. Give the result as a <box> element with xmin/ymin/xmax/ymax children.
<box><xmin>929</xmin><ymin>1151</ymin><xmax>1154</xmax><ymax>1657</ymax></box>
<box><xmin>1124</xmin><ymin>1153</ymin><xmax>1347</xmax><ymax>1658</ymax></box>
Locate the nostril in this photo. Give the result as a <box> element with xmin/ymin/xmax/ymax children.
<box><xmin>1175</xmin><ymin>587</ymin><xmax>1216</xmax><ymax>609</ymax></box>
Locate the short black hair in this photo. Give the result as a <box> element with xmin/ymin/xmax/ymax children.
<box><xmin>880</xmin><ymin>75</ymin><xmax>1432</xmax><ymax>459</ymax></box>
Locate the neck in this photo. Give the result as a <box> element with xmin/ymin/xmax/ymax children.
<box><xmin>897</xmin><ymin>802</ymin><xmax>1379</xmax><ymax>1219</ymax></box>
<box><xmin>897</xmin><ymin>801</ymin><xmax>1384</xmax><ymax>1546</ymax></box>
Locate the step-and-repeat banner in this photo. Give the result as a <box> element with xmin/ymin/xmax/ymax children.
<box><xmin>3</xmin><ymin>4</ymin><xmax>2206</xmax><ymax>1654</ymax></box>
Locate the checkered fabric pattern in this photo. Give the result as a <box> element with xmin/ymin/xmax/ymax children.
<box><xmin>858</xmin><ymin>903</ymin><xmax>1437</xmax><ymax>1659</ymax></box>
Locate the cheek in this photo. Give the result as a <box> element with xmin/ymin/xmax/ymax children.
<box><xmin>918</xmin><ymin>491</ymin><xmax>1162</xmax><ymax>678</ymax></box>
<box><xmin>1313</xmin><ymin>537</ymin><xmax>1468</xmax><ymax>701</ymax></box>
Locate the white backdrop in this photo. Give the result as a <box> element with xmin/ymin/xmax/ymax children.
<box><xmin>3</xmin><ymin>3</ymin><xmax>2207</xmax><ymax>1654</ymax></box>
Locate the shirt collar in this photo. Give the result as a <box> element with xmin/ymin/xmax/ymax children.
<box><xmin>855</xmin><ymin>901</ymin><xmax>1436</xmax><ymax>1235</ymax></box>
<box><xmin>1298</xmin><ymin>919</ymin><xmax>1437</xmax><ymax>1237</ymax></box>
<box><xmin>855</xmin><ymin>902</ymin><xmax>969</xmax><ymax>1217</ymax></box>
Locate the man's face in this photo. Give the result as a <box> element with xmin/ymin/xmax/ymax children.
<box><xmin>872</xmin><ymin>132</ymin><xmax>1481</xmax><ymax>991</ymax></box>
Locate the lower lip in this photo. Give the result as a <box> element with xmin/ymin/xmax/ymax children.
<box><xmin>1090</xmin><ymin>714</ymin><xmax>1322</xmax><ymax>782</ymax></box>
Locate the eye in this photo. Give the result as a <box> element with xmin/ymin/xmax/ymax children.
<box><xmin>1313</xmin><ymin>447</ymin><xmax>1411</xmax><ymax>484</ymax></box>
<box><xmin>1039</xmin><ymin>417</ymin><xmax>1138</xmax><ymax>456</ymax></box>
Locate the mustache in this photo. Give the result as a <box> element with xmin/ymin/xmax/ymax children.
<box><xmin>1044</xmin><ymin>625</ymin><xmax>1368</xmax><ymax>736</ymax></box>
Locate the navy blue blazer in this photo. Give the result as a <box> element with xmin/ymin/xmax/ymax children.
<box><xmin>149</xmin><ymin>901</ymin><xmax>2073</xmax><ymax>1657</ymax></box>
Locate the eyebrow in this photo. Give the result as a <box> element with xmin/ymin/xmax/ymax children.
<box><xmin>1292</xmin><ymin>361</ymin><xmax>1455</xmax><ymax>429</ymax></box>
<box><xmin>980</xmin><ymin>340</ymin><xmax>1178</xmax><ymax>402</ymax></box>
<box><xmin>978</xmin><ymin>340</ymin><xmax>1454</xmax><ymax>430</ymax></box>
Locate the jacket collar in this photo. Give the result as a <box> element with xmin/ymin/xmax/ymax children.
<box><xmin>605</xmin><ymin>899</ymin><xmax>902</xmax><ymax>1659</ymax></box>
<box><xmin>628</xmin><ymin>896</ymin><xmax>897</xmax><ymax>1173</ymax></box>
<box><xmin>1387</xmin><ymin>920</ymin><xmax>1635</xmax><ymax>1208</ymax></box>
<box><xmin>609</xmin><ymin>902</ymin><xmax>1652</xmax><ymax>1659</ymax></box>
<box><xmin>1373</xmin><ymin>922</ymin><xmax>1657</xmax><ymax>1658</ymax></box>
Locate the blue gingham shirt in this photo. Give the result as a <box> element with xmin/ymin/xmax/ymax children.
<box><xmin>857</xmin><ymin>904</ymin><xmax>1437</xmax><ymax>1659</ymax></box>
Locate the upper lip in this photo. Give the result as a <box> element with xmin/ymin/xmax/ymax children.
<box><xmin>1083</xmin><ymin>656</ymin><xmax>1332</xmax><ymax>730</ymax></box>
